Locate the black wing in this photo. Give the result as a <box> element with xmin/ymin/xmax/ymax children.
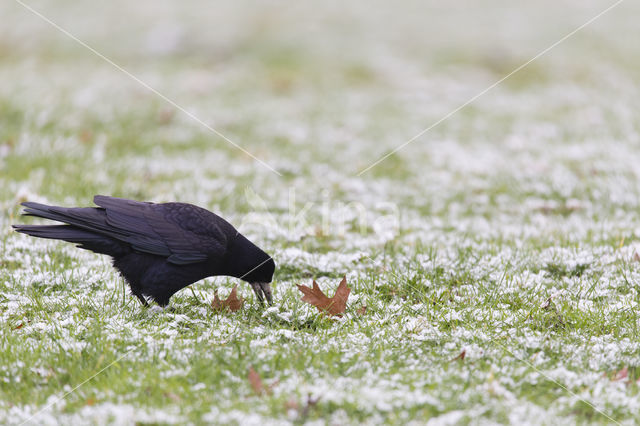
<box><xmin>93</xmin><ymin>195</ymin><xmax>230</xmax><ymax>265</ymax></box>
<box><xmin>19</xmin><ymin>196</ymin><xmax>230</xmax><ymax>265</ymax></box>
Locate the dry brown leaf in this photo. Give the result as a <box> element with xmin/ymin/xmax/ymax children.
<box><xmin>79</xmin><ymin>130</ymin><xmax>93</xmax><ymax>144</ymax></box>
<box><xmin>284</xmin><ymin>394</ymin><xmax>321</xmax><ymax>421</ymax></box>
<box><xmin>451</xmin><ymin>349</ymin><xmax>466</xmax><ymax>362</ymax></box>
<box><xmin>356</xmin><ymin>306</ymin><xmax>367</xmax><ymax>316</ymax></box>
<box><xmin>284</xmin><ymin>398</ymin><xmax>299</xmax><ymax>411</ymax></box>
<box><xmin>158</xmin><ymin>108</ymin><xmax>176</xmax><ymax>125</ymax></box>
<box><xmin>297</xmin><ymin>276</ymin><xmax>350</xmax><ymax>317</ymax></box>
<box><xmin>211</xmin><ymin>285</ymin><xmax>244</xmax><ymax>313</ymax></box>
<box><xmin>164</xmin><ymin>391</ymin><xmax>181</xmax><ymax>402</ymax></box>
<box><xmin>248</xmin><ymin>366</ymin><xmax>278</xmax><ymax>395</ymax></box>
<box><xmin>613</xmin><ymin>366</ymin><xmax>629</xmax><ymax>382</ymax></box>
<box><xmin>248</xmin><ymin>366</ymin><xmax>264</xmax><ymax>395</ymax></box>
<box><xmin>300</xmin><ymin>394</ymin><xmax>321</xmax><ymax>420</ymax></box>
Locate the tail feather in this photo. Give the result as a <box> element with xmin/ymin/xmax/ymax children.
<box><xmin>13</xmin><ymin>224</ymin><xmax>129</xmax><ymax>256</ymax></box>
<box><xmin>20</xmin><ymin>202</ymin><xmax>127</xmax><ymax>237</ymax></box>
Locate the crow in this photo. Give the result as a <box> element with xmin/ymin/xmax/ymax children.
<box><xmin>12</xmin><ymin>195</ymin><xmax>275</xmax><ymax>307</ymax></box>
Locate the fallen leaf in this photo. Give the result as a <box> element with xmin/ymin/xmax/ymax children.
<box><xmin>284</xmin><ymin>398</ymin><xmax>299</xmax><ymax>411</ymax></box>
<box><xmin>248</xmin><ymin>366</ymin><xmax>264</xmax><ymax>395</ymax></box>
<box><xmin>356</xmin><ymin>306</ymin><xmax>367</xmax><ymax>316</ymax></box>
<box><xmin>79</xmin><ymin>130</ymin><xmax>93</xmax><ymax>144</ymax></box>
<box><xmin>540</xmin><ymin>297</ymin><xmax>552</xmax><ymax>310</ymax></box>
<box><xmin>248</xmin><ymin>366</ymin><xmax>278</xmax><ymax>395</ymax></box>
<box><xmin>613</xmin><ymin>366</ymin><xmax>629</xmax><ymax>382</ymax></box>
<box><xmin>297</xmin><ymin>276</ymin><xmax>350</xmax><ymax>317</ymax></box>
<box><xmin>451</xmin><ymin>349</ymin><xmax>466</xmax><ymax>362</ymax></box>
<box><xmin>211</xmin><ymin>285</ymin><xmax>244</xmax><ymax>313</ymax></box>
<box><xmin>285</xmin><ymin>394</ymin><xmax>321</xmax><ymax>422</ymax></box>
<box><xmin>158</xmin><ymin>108</ymin><xmax>175</xmax><ymax>125</ymax></box>
<box><xmin>164</xmin><ymin>392</ymin><xmax>181</xmax><ymax>401</ymax></box>
<box><xmin>300</xmin><ymin>394</ymin><xmax>321</xmax><ymax>420</ymax></box>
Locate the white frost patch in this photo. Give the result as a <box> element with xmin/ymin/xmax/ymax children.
<box><xmin>3</xmin><ymin>403</ymin><xmax>183</xmax><ymax>425</ymax></box>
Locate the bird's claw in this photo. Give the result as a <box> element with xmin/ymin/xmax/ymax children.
<box><xmin>250</xmin><ymin>282</ymin><xmax>273</xmax><ymax>306</ymax></box>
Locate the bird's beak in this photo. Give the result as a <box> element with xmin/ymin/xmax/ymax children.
<box><xmin>250</xmin><ymin>282</ymin><xmax>273</xmax><ymax>305</ymax></box>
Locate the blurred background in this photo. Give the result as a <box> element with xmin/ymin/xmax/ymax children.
<box><xmin>1</xmin><ymin>0</ymin><xmax>640</xmax><ymax>239</ymax></box>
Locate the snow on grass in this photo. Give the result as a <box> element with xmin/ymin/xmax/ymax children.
<box><xmin>2</xmin><ymin>0</ymin><xmax>640</xmax><ymax>424</ymax></box>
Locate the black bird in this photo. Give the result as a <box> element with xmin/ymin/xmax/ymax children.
<box><xmin>13</xmin><ymin>195</ymin><xmax>275</xmax><ymax>307</ymax></box>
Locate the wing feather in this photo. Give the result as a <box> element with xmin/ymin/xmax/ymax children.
<box><xmin>93</xmin><ymin>195</ymin><xmax>228</xmax><ymax>264</ymax></box>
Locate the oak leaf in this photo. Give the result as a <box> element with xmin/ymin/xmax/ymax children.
<box><xmin>297</xmin><ymin>276</ymin><xmax>350</xmax><ymax>317</ymax></box>
<box><xmin>211</xmin><ymin>285</ymin><xmax>244</xmax><ymax>313</ymax></box>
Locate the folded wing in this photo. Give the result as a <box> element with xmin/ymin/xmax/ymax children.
<box><xmin>20</xmin><ymin>195</ymin><xmax>229</xmax><ymax>265</ymax></box>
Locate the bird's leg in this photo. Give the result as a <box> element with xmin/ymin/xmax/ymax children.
<box><xmin>250</xmin><ymin>282</ymin><xmax>273</xmax><ymax>305</ymax></box>
<box><xmin>132</xmin><ymin>291</ymin><xmax>149</xmax><ymax>307</ymax></box>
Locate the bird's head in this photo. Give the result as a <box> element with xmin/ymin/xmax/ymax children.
<box><xmin>227</xmin><ymin>232</ymin><xmax>275</xmax><ymax>304</ymax></box>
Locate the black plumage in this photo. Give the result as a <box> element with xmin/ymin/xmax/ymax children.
<box><xmin>13</xmin><ymin>195</ymin><xmax>275</xmax><ymax>306</ymax></box>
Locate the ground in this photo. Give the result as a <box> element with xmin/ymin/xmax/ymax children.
<box><xmin>1</xmin><ymin>0</ymin><xmax>640</xmax><ymax>424</ymax></box>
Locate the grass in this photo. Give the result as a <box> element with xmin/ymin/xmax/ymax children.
<box><xmin>2</xmin><ymin>0</ymin><xmax>640</xmax><ymax>424</ymax></box>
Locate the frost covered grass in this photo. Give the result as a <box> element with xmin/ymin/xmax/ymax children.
<box><xmin>2</xmin><ymin>0</ymin><xmax>640</xmax><ymax>424</ymax></box>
